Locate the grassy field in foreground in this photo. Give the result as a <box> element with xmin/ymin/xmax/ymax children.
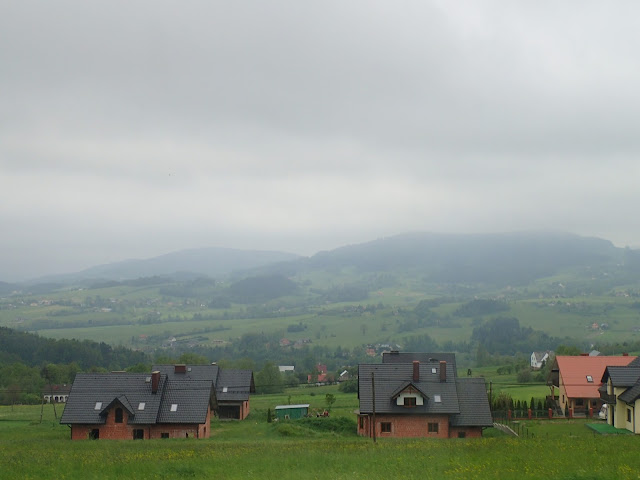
<box><xmin>1</xmin><ymin>405</ymin><xmax>640</xmax><ymax>479</ymax></box>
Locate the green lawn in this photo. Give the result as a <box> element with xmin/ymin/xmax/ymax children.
<box><xmin>2</xmin><ymin>401</ymin><xmax>640</xmax><ymax>480</ymax></box>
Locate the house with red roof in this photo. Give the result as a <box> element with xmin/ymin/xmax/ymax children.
<box><xmin>548</xmin><ymin>355</ymin><xmax>636</xmax><ymax>416</ymax></box>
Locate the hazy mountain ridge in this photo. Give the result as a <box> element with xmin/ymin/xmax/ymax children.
<box><xmin>278</xmin><ymin>232</ymin><xmax>626</xmax><ymax>286</ymax></box>
<box><xmin>24</xmin><ymin>247</ymin><xmax>301</xmax><ymax>285</ymax></box>
<box><xmin>6</xmin><ymin>232</ymin><xmax>636</xmax><ymax>289</ymax></box>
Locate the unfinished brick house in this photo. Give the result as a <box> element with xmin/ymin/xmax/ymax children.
<box><xmin>60</xmin><ymin>369</ymin><xmax>216</xmax><ymax>440</ymax></box>
<box><xmin>357</xmin><ymin>352</ymin><xmax>492</xmax><ymax>439</ymax></box>
<box><xmin>153</xmin><ymin>364</ymin><xmax>255</xmax><ymax>420</ymax></box>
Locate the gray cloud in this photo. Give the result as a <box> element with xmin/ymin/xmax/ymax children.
<box><xmin>2</xmin><ymin>1</ymin><xmax>640</xmax><ymax>280</ymax></box>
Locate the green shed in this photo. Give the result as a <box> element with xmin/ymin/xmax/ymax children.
<box><xmin>275</xmin><ymin>404</ymin><xmax>310</xmax><ymax>420</ymax></box>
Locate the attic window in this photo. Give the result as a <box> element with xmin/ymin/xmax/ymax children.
<box><xmin>138</xmin><ymin>402</ymin><xmax>145</xmax><ymax>410</ymax></box>
<box><xmin>223</xmin><ymin>387</ymin><xmax>228</xmax><ymax>393</ymax></box>
<box><xmin>431</xmin><ymin>368</ymin><xmax>437</xmax><ymax>374</ymax></box>
<box><xmin>145</xmin><ymin>376</ymin><xmax>151</xmax><ymax>383</ymax></box>
<box><xmin>170</xmin><ymin>404</ymin><xmax>178</xmax><ymax>412</ymax></box>
<box><xmin>404</xmin><ymin>397</ymin><xmax>417</xmax><ymax>407</ymax></box>
<box><xmin>586</xmin><ymin>375</ymin><xmax>594</xmax><ymax>383</ymax></box>
<box><xmin>433</xmin><ymin>395</ymin><xmax>442</xmax><ymax>403</ymax></box>
<box><xmin>94</xmin><ymin>402</ymin><xmax>102</xmax><ymax>410</ymax></box>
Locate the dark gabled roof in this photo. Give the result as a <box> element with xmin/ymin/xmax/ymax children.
<box><xmin>358</xmin><ymin>362</ymin><xmax>459</xmax><ymax>415</ymax></box>
<box><xmin>100</xmin><ymin>395</ymin><xmax>135</xmax><ymax>417</ymax></box>
<box><xmin>60</xmin><ymin>373</ymin><xmax>166</xmax><ymax>425</ymax></box>
<box><xmin>61</xmin><ymin>371</ymin><xmax>215</xmax><ymax>426</ymax></box>
<box><xmin>390</xmin><ymin>381</ymin><xmax>429</xmax><ymax>400</ymax></box>
<box><xmin>157</xmin><ymin>380</ymin><xmax>214</xmax><ymax>424</ymax></box>
<box><xmin>216</xmin><ymin>369</ymin><xmax>255</xmax><ymax>402</ymax></box>
<box><xmin>382</xmin><ymin>352</ymin><xmax>457</xmax><ymax>378</ymax></box>
<box><xmin>450</xmin><ymin>378</ymin><xmax>493</xmax><ymax>427</ymax></box>
<box><xmin>152</xmin><ymin>364</ymin><xmax>219</xmax><ymax>383</ymax></box>
<box><xmin>618</xmin><ymin>382</ymin><xmax>640</xmax><ymax>404</ymax></box>
<box><xmin>601</xmin><ymin>366</ymin><xmax>640</xmax><ymax>387</ymax></box>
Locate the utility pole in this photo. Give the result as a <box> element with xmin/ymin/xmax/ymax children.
<box><xmin>371</xmin><ymin>371</ymin><xmax>377</xmax><ymax>443</ymax></box>
<box><xmin>489</xmin><ymin>381</ymin><xmax>493</xmax><ymax>412</ymax></box>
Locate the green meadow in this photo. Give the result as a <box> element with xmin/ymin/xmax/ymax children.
<box><xmin>4</xmin><ymin>284</ymin><xmax>640</xmax><ymax>351</ymax></box>
<box><xmin>2</xmin><ymin>397</ymin><xmax>640</xmax><ymax>480</ymax></box>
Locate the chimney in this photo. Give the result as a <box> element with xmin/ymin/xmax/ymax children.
<box><xmin>151</xmin><ymin>371</ymin><xmax>160</xmax><ymax>394</ymax></box>
<box><xmin>175</xmin><ymin>364</ymin><xmax>187</xmax><ymax>374</ymax></box>
<box><xmin>439</xmin><ymin>361</ymin><xmax>447</xmax><ymax>382</ymax></box>
<box><xmin>412</xmin><ymin>361</ymin><xmax>419</xmax><ymax>382</ymax></box>
<box><xmin>580</xmin><ymin>353</ymin><xmax>588</xmax><ymax>356</ymax></box>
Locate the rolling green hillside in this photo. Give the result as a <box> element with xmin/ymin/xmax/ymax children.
<box><xmin>1</xmin><ymin>232</ymin><xmax>640</xmax><ymax>374</ymax></box>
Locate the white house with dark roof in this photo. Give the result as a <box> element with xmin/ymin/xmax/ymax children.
<box><xmin>531</xmin><ymin>351</ymin><xmax>551</xmax><ymax>370</ymax></box>
<box><xmin>357</xmin><ymin>352</ymin><xmax>492</xmax><ymax>438</ymax></box>
<box><xmin>60</xmin><ymin>370</ymin><xmax>216</xmax><ymax>440</ymax></box>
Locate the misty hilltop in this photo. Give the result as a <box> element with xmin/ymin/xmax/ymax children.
<box><xmin>11</xmin><ymin>231</ymin><xmax>638</xmax><ymax>290</ymax></box>
<box><xmin>27</xmin><ymin>248</ymin><xmax>301</xmax><ymax>285</ymax></box>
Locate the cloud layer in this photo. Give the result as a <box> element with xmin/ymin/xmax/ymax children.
<box><xmin>2</xmin><ymin>1</ymin><xmax>640</xmax><ymax>280</ymax></box>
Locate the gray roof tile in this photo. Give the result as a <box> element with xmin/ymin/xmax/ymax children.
<box><xmin>216</xmin><ymin>369</ymin><xmax>255</xmax><ymax>402</ymax></box>
<box><xmin>450</xmin><ymin>378</ymin><xmax>493</xmax><ymax>427</ymax></box>
<box><xmin>358</xmin><ymin>363</ymin><xmax>460</xmax><ymax>415</ymax></box>
<box><xmin>61</xmin><ymin>371</ymin><xmax>214</xmax><ymax>426</ymax></box>
<box><xmin>60</xmin><ymin>373</ymin><xmax>166</xmax><ymax>425</ymax></box>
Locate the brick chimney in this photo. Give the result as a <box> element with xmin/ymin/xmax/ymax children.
<box><xmin>623</xmin><ymin>353</ymin><xmax>629</xmax><ymax>356</ymax></box>
<box><xmin>439</xmin><ymin>361</ymin><xmax>447</xmax><ymax>382</ymax></box>
<box><xmin>151</xmin><ymin>371</ymin><xmax>160</xmax><ymax>394</ymax></box>
<box><xmin>413</xmin><ymin>361</ymin><xmax>419</xmax><ymax>382</ymax></box>
<box><xmin>175</xmin><ymin>364</ymin><xmax>187</xmax><ymax>374</ymax></box>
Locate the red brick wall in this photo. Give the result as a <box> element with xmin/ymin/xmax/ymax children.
<box><xmin>357</xmin><ymin>414</ymin><xmax>484</xmax><ymax>439</ymax></box>
<box><xmin>240</xmin><ymin>400</ymin><xmax>250</xmax><ymax>420</ymax></box>
<box><xmin>70</xmin><ymin>405</ymin><xmax>211</xmax><ymax>440</ymax></box>
<box><xmin>449</xmin><ymin>426</ymin><xmax>483</xmax><ymax>438</ymax></box>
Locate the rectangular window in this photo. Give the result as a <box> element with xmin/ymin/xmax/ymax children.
<box><xmin>628</xmin><ymin>409</ymin><xmax>632</xmax><ymax>423</ymax></box>
<box><xmin>161</xmin><ymin>433</ymin><xmax>169</xmax><ymax>439</ymax></box>
<box><xmin>428</xmin><ymin>422</ymin><xmax>439</xmax><ymax>433</ymax></box>
<box><xmin>433</xmin><ymin>395</ymin><xmax>441</xmax><ymax>403</ymax></box>
<box><xmin>170</xmin><ymin>404</ymin><xmax>178</xmax><ymax>412</ymax></box>
<box><xmin>381</xmin><ymin>422</ymin><xmax>392</xmax><ymax>433</ymax></box>
<box><xmin>133</xmin><ymin>429</ymin><xmax>144</xmax><ymax>440</ymax></box>
<box><xmin>404</xmin><ymin>397</ymin><xmax>417</xmax><ymax>407</ymax></box>
<box><xmin>586</xmin><ymin>375</ymin><xmax>593</xmax><ymax>383</ymax></box>
<box><xmin>138</xmin><ymin>402</ymin><xmax>145</xmax><ymax>410</ymax></box>
<box><xmin>359</xmin><ymin>417</ymin><xmax>364</xmax><ymax>429</ymax></box>
<box><xmin>458</xmin><ymin>431</ymin><xmax>466</xmax><ymax>438</ymax></box>
<box><xmin>94</xmin><ymin>402</ymin><xmax>102</xmax><ymax>410</ymax></box>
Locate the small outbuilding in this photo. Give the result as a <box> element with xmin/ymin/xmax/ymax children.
<box><xmin>275</xmin><ymin>404</ymin><xmax>310</xmax><ymax>420</ymax></box>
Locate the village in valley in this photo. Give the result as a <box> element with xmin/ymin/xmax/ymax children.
<box><xmin>4</xmin><ymin>233</ymin><xmax>640</xmax><ymax>477</ymax></box>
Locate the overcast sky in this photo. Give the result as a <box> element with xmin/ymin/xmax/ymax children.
<box><xmin>2</xmin><ymin>1</ymin><xmax>640</xmax><ymax>281</ymax></box>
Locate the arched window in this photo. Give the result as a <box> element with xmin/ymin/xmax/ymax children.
<box><xmin>115</xmin><ymin>408</ymin><xmax>123</xmax><ymax>423</ymax></box>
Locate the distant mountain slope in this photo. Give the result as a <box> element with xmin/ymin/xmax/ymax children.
<box><xmin>33</xmin><ymin>248</ymin><xmax>301</xmax><ymax>283</ymax></box>
<box><xmin>298</xmin><ymin>232</ymin><xmax>624</xmax><ymax>286</ymax></box>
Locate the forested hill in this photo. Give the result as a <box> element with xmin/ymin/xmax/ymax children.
<box><xmin>0</xmin><ymin>327</ymin><xmax>147</xmax><ymax>370</ymax></box>
<box><xmin>292</xmin><ymin>232</ymin><xmax>627</xmax><ymax>286</ymax></box>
